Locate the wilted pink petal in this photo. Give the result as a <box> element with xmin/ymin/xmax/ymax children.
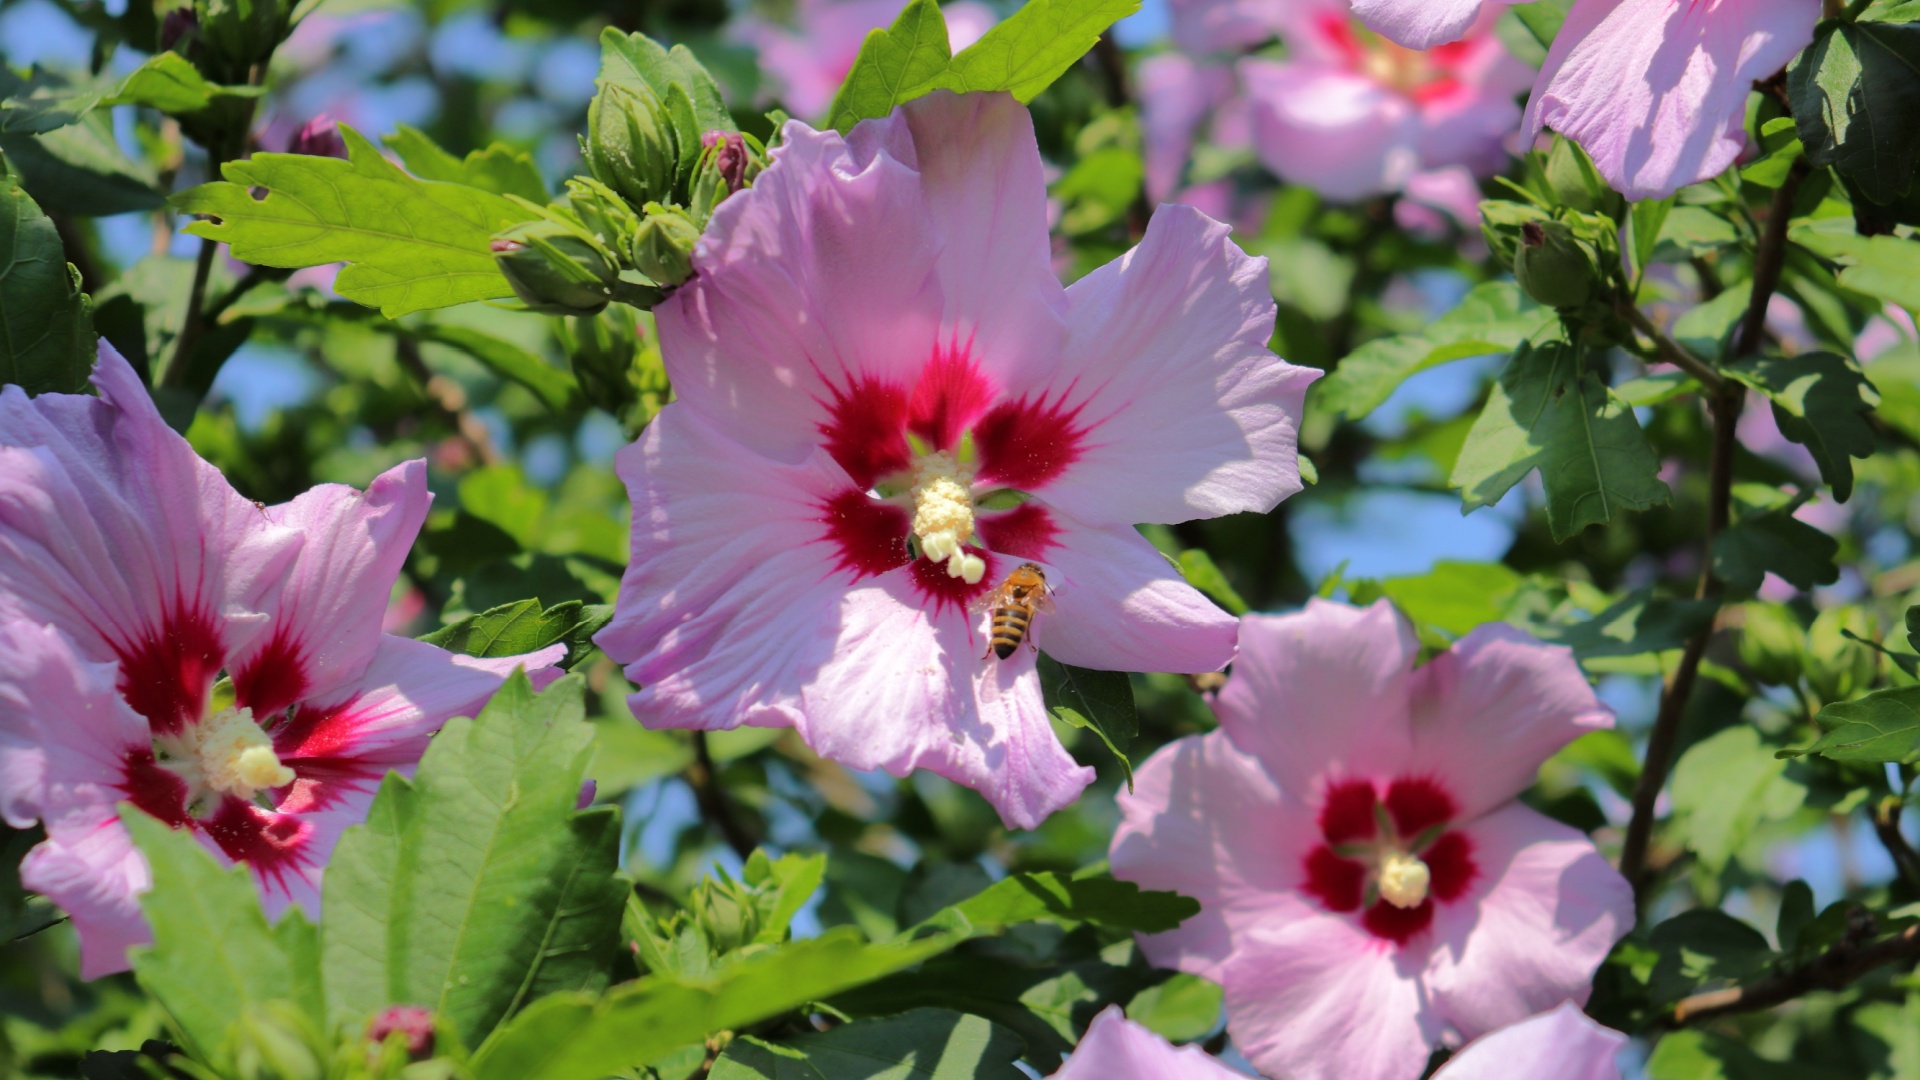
<box><xmin>1522</xmin><ymin>0</ymin><xmax>1818</xmax><ymax>200</ymax></box>
<box><xmin>602</xmin><ymin>92</ymin><xmax>1310</xmax><ymax>829</ymax></box>
<box><xmin>1050</xmin><ymin>1007</ymin><xmax>1250</xmax><ymax>1078</ymax></box>
<box><xmin>1433</xmin><ymin>1002</ymin><xmax>1626</xmax><ymax>1080</ymax></box>
<box><xmin>1113</xmin><ymin>601</ymin><xmax>1634</xmax><ymax>1080</ymax></box>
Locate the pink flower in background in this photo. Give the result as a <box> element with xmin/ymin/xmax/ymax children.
<box><xmin>1351</xmin><ymin>0</ymin><xmax>1817</xmax><ymax>200</ymax></box>
<box><xmin>1111</xmin><ymin>600</ymin><xmax>1633</xmax><ymax>1080</ymax></box>
<box><xmin>596</xmin><ymin>92</ymin><xmax>1315</xmax><ymax>830</ymax></box>
<box><xmin>1169</xmin><ymin>0</ymin><xmax>1289</xmax><ymax>53</ymax></box>
<box><xmin>0</xmin><ymin>346</ymin><xmax>561</xmax><ymax>977</ymax></box>
<box><xmin>731</xmin><ymin>0</ymin><xmax>996</xmax><ymax>121</ymax></box>
<box><xmin>1431</xmin><ymin>1002</ymin><xmax>1626</xmax><ymax>1080</ymax></box>
<box><xmin>1240</xmin><ymin>0</ymin><xmax>1531</xmax><ymax>201</ymax></box>
<box><xmin>1050</xmin><ymin>1007</ymin><xmax>1251</xmax><ymax>1078</ymax></box>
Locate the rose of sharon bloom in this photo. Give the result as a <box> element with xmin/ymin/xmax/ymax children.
<box><xmin>0</xmin><ymin>345</ymin><xmax>561</xmax><ymax>977</ymax></box>
<box><xmin>1111</xmin><ymin>600</ymin><xmax>1634</xmax><ymax>1080</ymax></box>
<box><xmin>1239</xmin><ymin>0</ymin><xmax>1532</xmax><ymax>201</ymax></box>
<box><xmin>1350</xmin><ymin>0</ymin><xmax>1817</xmax><ymax>201</ymax></box>
<box><xmin>1050</xmin><ymin>1007</ymin><xmax>1251</xmax><ymax>1079</ymax></box>
<box><xmin>595</xmin><ymin>91</ymin><xmax>1316</xmax><ymax>830</ymax></box>
<box><xmin>730</xmin><ymin>0</ymin><xmax>995</xmax><ymax>121</ymax></box>
<box><xmin>1432</xmin><ymin>1002</ymin><xmax>1626</xmax><ymax>1080</ymax></box>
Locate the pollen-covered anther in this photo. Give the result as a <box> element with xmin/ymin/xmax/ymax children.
<box><xmin>192</xmin><ymin>705</ymin><xmax>294</xmax><ymax>800</ymax></box>
<box><xmin>1376</xmin><ymin>850</ymin><xmax>1431</xmax><ymax>909</ymax></box>
<box><xmin>908</xmin><ymin>451</ymin><xmax>984</xmax><ymax>584</ymax></box>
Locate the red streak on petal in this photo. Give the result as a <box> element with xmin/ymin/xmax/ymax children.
<box><xmin>1318</xmin><ymin>779</ymin><xmax>1379</xmax><ymax>845</ymax></box>
<box><xmin>115</xmin><ymin>605</ymin><xmax>223</xmax><ymax>737</ymax></box>
<box><xmin>202</xmin><ymin>796</ymin><xmax>313</xmax><ymax>895</ymax></box>
<box><xmin>121</xmin><ymin>747</ymin><xmax>192</xmax><ymax>828</ymax></box>
<box><xmin>1424</xmin><ymin>830</ymin><xmax>1476</xmax><ymax>903</ymax></box>
<box><xmin>1411</xmin><ymin>77</ymin><xmax>1465</xmax><ymax>105</ymax></box>
<box><xmin>973</xmin><ymin>394</ymin><xmax>1085</xmax><ymax>491</ymax></box>
<box><xmin>1318</xmin><ymin>11</ymin><xmax>1363</xmax><ymax>62</ymax></box>
<box><xmin>911</xmin><ymin>550</ymin><xmax>995</xmax><ymax>616</ymax></box>
<box><xmin>975</xmin><ymin>502</ymin><xmax>1059</xmax><ymax>560</ymax></box>
<box><xmin>1383</xmin><ymin>777</ymin><xmax>1456</xmax><ymax>837</ymax></box>
<box><xmin>1301</xmin><ymin>845</ymin><xmax>1366</xmax><ymax>912</ymax></box>
<box><xmin>275</xmin><ymin>762</ymin><xmax>385</xmax><ymax>815</ymax></box>
<box><xmin>233</xmin><ymin>627</ymin><xmax>311</xmax><ymax>721</ymax></box>
<box><xmin>819</xmin><ymin>490</ymin><xmax>911</xmax><ymax>579</ymax></box>
<box><xmin>1361</xmin><ymin>897</ymin><xmax>1435</xmax><ymax>944</ymax></box>
<box><xmin>817</xmin><ymin>377</ymin><xmax>911</xmax><ymax>490</ymax></box>
<box><xmin>271</xmin><ymin>700</ymin><xmax>359</xmax><ymax>761</ymax></box>
<box><xmin>906</xmin><ymin>343</ymin><xmax>996</xmax><ymax>453</ymax></box>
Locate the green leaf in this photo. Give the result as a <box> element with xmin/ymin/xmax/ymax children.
<box><xmin>1509</xmin><ymin>0</ymin><xmax>1574</xmax><ymax>50</ymax></box>
<box><xmin>420</xmin><ymin>598</ymin><xmax>612</xmax><ymax>668</ymax></box>
<box><xmin>1789</xmin><ymin>19</ymin><xmax>1920</xmax><ymax>206</ymax></box>
<box><xmin>1316</xmin><ymin>281</ymin><xmax>1553</xmax><ymax>420</ymax></box>
<box><xmin>111</xmin><ymin>52</ymin><xmax>265</xmax><ymax>115</ymax></box>
<box><xmin>1711</xmin><ymin>502</ymin><xmax>1841</xmax><ymax>595</ymax></box>
<box><xmin>1125</xmin><ymin>973</ymin><xmax>1221</xmax><ymax>1043</ymax></box>
<box><xmin>942</xmin><ymin>872</ymin><xmax>1198</xmax><ymax>936</ymax></box>
<box><xmin>1531</xmin><ymin>587</ymin><xmax>1718</xmax><ymax>659</ymax></box>
<box><xmin>1668</xmin><ymin>726</ymin><xmax>1806</xmax><ymax>874</ymax></box>
<box><xmin>1628</xmin><ymin>196</ymin><xmax>1674</xmax><ymax>277</ymax></box>
<box><xmin>405</xmin><ymin>323</ymin><xmax>579</xmax><ymax>412</ymax></box>
<box><xmin>1790</xmin><ymin>685</ymin><xmax>1920</xmax><ymax>763</ymax></box>
<box><xmin>1647</xmin><ymin>1029</ymin><xmax>1806</xmax><ymax>1080</ymax></box>
<box><xmin>468</xmin><ymin>927</ymin><xmax>977</xmax><ymax>1080</ymax></box>
<box><xmin>1</xmin><ymin>115</ymin><xmax>166</xmax><ymax>216</ymax></box>
<box><xmin>0</xmin><ymin>174</ymin><xmax>93</xmax><ymax>395</ymax></box>
<box><xmin>1037</xmin><ymin>654</ymin><xmax>1136</xmax><ymax>784</ymax></box>
<box><xmin>1726</xmin><ymin>353</ymin><xmax>1879</xmax><ymax>502</ymax></box>
<box><xmin>716</xmin><ymin>1009</ymin><xmax>1027</xmax><ymax>1079</ymax></box>
<box><xmin>1648</xmin><ymin>909</ymin><xmax>1775</xmax><ymax>1007</ymax></box>
<box><xmin>384</xmin><ymin>125</ymin><xmax>550</xmax><ymax>203</ymax></box>
<box><xmin>1651</xmin><ymin>205</ymin><xmax>1742</xmax><ymax>261</ymax></box>
<box><xmin>121</xmin><ymin>810</ymin><xmax>309</xmax><ymax>1062</ymax></box>
<box><xmin>827</xmin><ymin>0</ymin><xmax>955</xmax><ymax>134</ymax></box>
<box><xmin>1790</xmin><ymin>219</ymin><xmax>1920</xmax><ymax>310</ymax></box>
<box><xmin>1451</xmin><ymin>340</ymin><xmax>1671</xmax><ymax>540</ymax></box>
<box><xmin>1175</xmin><ymin>549</ymin><xmax>1248</xmax><ymax>615</ymax></box>
<box><xmin>827</xmin><ymin>0</ymin><xmax>1140</xmax><ymax>131</ymax></box>
<box><xmin>318</xmin><ymin>673</ymin><xmax>628</xmax><ymax>1047</ymax></box>
<box><xmin>175</xmin><ymin>126</ymin><xmax>539</xmax><ymax>317</ymax></box>
<box><xmin>1379</xmin><ymin>560</ymin><xmax>1523</xmax><ymax>637</ymax></box>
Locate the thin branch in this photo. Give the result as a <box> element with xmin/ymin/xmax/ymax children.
<box><xmin>1872</xmin><ymin>796</ymin><xmax>1920</xmax><ymax>893</ymax></box>
<box><xmin>1673</xmin><ymin>922</ymin><xmax>1920</xmax><ymax>1024</ymax></box>
<box><xmin>161</xmin><ymin>236</ymin><xmax>221</xmax><ymax>389</ymax></box>
<box><xmin>1617</xmin><ymin>301</ymin><xmax>1726</xmax><ymax>392</ymax></box>
<box><xmin>1736</xmin><ymin>161</ymin><xmax>1809</xmax><ymax>358</ymax></box>
<box><xmin>687</xmin><ymin>731</ymin><xmax>757</xmax><ymax>861</ymax></box>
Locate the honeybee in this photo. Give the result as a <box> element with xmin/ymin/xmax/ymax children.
<box><xmin>973</xmin><ymin>562</ymin><xmax>1055</xmax><ymax>659</ymax></box>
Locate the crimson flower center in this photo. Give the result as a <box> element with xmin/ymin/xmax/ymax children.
<box><xmin>1299</xmin><ymin>776</ymin><xmax>1478</xmax><ymax>946</ymax></box>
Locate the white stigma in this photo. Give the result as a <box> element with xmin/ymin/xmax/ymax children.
<box><xmin>192</xmin><ymin>705</ymin><xmax>294</xmax><ymax>800</ymax></box>
<box><xmin>1376</xmin><ymin>851</ymin><xmax>1431</xmax><ymax>909</ymax></box>
<box><xmin>909</xmin><ymin>451</ymin><xmax>985</xmax><ymax>585</ymax></box>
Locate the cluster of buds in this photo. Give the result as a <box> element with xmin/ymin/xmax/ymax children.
<box><xmin>489</xmin><ymin>31</ymin><xmax>767</xmax><ymax>318</ymax></box>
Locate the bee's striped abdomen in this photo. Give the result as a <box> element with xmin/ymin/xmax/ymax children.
<box><xmin>990</xmin><ymin>604</ymin><xmax>1031</xmax><ymax>659</ymax></box>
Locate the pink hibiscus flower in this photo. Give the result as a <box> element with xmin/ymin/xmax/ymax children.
<box><xmin>1239</xmin><ymin>0</ymin><xmax>1531</xmax><ymax>201</ymax></box>
<box><xmin>1110</xmin><ymin>600</ymin><xmax>1634</xmax><ymax>1080</ymax></box>
<box><xmin>1049</xmin><ymin>1007</ymin><xmax>1251</xmax><ymax>1078</ymax></box>
<box><xmin>730</xmin><ymin>0</ymin><xmax>996</xmax><ymax>121</ymax></box>
<box><xmin>1432</xmin><ymin>1002</ymin><xmax>1626</xmax><ymax>1080</ymax></box>
<box><xmin>1352</xmin><ymin>0</ymin><xmax>1817</xmax><ymax>201</ymax></box>
<box><xmin>0</xmin><ymin>345</ymin><xmax>561</xmax><ymax>978</ymax></box>
<box><xmin>594</xmin><ymin>91</ymin><xmax>1316</xmax><ymax>830</ymax></box>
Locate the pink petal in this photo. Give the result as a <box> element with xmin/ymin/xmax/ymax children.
<box><xmin>1349</xmin><ymin>0</ymin><xmax>1501</xmax><ymax>49</ymax></box>
<box><xmin>1050</xmin><ymin>1006</ymin><xmax>1251</xmax><ymax>1079</ymax></box>
<box><xmin>0</xmin><ymin>620</ymin><xmax>152</xmax><ymax>828</ymax></box>
<box><xmin>1112</xmin><ymin>731</ymin><xmax>1314</xmax><ymax>980</ymax></box>
<box><xmin>1522</xmin><ymin>0</ymin><xmax>1818</xmax><ymax>201</ymax></box>
<box><xmin>850</xmin><ymin>92</ymin><xmax>1066</xmax><ymax>387</ymax></box>
<box><xmin>1423</xmin><ymin>804</ymin><xmax>1634</xmax><ymax>1041</ymax></box>
<box><xmin>1170</xmin><ymin>0</ymin><xmax>1292</xmax><ymax>52</ymax></box>
<box><xmin>0</xmin><ymin>343</ymin><xmax>302</xmax><ymax>733</ymax></box>
<box><xmin>1240</xmin><ymin>59</ymin><xmax>1422</xmax><ymax>200</ymax></box>
<box><xmin>656</xmin><ymin>120</ymin><xmax>943</xmax><ymax>465</ymax></box>
<box><xmin>1219</xmin><ymin>911</ymin><xmax>1443</xmax><ymax>1080</ymax></box>
<box><xmin>1140</xmin><ymin>55</ymin><xmax>1232</xmax><ymax>203</ymax></box>
<box><xmin>1031</xmin><ymin>515</ymin><xmax>1237</xmax><ymax>674</ymax></box>
<box><xmin>1213</xmin><ymin>601</ymin><xmax>1417</xmax><ymax>798</ymax></box>
<box><xmin>1434</xmin><ymin>1002</ymin><xmax>1626</xmax><ymax>1080</ymax></box>
<box><xmin>1033</xmin><ymin>204</ymin><xmax>1315</xmax><ymax>526</ymax></box>
<box><xmin>20</xmin><ymin>808</ymin><xmax>149</xmax><ymax>979</ymax></box>
<box><xmin>233</xmin><ymin>460</ymin><xmax>433</xmax><ymax>717</ymax></box>
<box><xmin>273</xmin><ymin>635</ymin><xmax>565</xmax><ymax>814</ymax></box>
<box><xmin>943</xmin><ymin>1</ymin><xmax>996</xmax><ymax>50</ymax></box>
<box><xmin>1407</xmin><ymin>624</ymin><xmax>1614</xmax><ymax>822</ymax></box>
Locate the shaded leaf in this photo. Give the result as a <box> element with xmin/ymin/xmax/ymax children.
<box><xmin>1317</xmin><ymin>281</ymin><xmax>1552</xmax><ymax>420</ymax></box>
<box><xmin>1037</xmin><ymin>654</ymin><xmax>1136</xmax><ymax>784</ymax></box>
<box><xmin>1790</xmin><ymin>19</ymin><xmax>1920</xmax><ymax>205</ymax></box>
<box><xmin>1789</xmin><ymin>685</ymin><xmax>1920</xmax><ymax>763</ymax></box>
<box><xmin>1669</xmin><ymin>727</ymin><xmax>1806</xmax><ymax>874</ymax></box>
<box><xmin>1648</xmin><ymin>909</ymin><xmax>1774</xmax><ymax>1006</ymax></box>
<box><xmin>1727</xmin><ymin>352</ymin><xmax>1879</xmax><ymax>502</ymax></box>
<box><xmin>1712</xmin><ymin>503</ymin><xmax>1841</xmax><ymax>595</ymax></box>
<box><xmin>0</xmin><ymin>173</ymin><xmax>93</xmax><ymax>395</ymax></box>
<box><xmin>420</xmin><ymin>598</ymin><xmax>612</xmax><ymax>668</ymax></box>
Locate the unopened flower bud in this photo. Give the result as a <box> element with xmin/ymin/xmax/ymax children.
<box><xmin>287</xmin><ymin>115</ymin><xmax>346</xmax><ymax>160</ymax></box>
<box><xmin>567</xmin><ymin>177</ymin><xmax>642</xmax><ymax>257</ymax></box>
<box><xmin>576</xmin><ymin>779</ymin><xmax>598</xmax><ymax>809</ymax></box>
<box><xmin>194</xmin><ymin>0</ymin><xmax>292</xmax><ymax>71</ymax></box>
<box><xmin>631</xmin><ymin>204</ymin><xmax>700</xmax><ymax>287</ymax></box>
<box><xmin>1513</xmin><ymin>220</ymin><xmax>1598</xmax><ymax>310</ymax></box>
<box><xmin>585</xmin><ymin>79</ymin><xmax>678</xmax><ymax>210</ymax></box>
<box><xmin>491</xmin><ymin>220</ymin><xmax>619</xmax><ymax>316</ymax></box>
<box><xmin>368</xmin><ymin>1005</ymin><xmax>435</xmax><ymax>1061</ymax></box>
<box><xmin>160</xmin><ymin>7</ymin><xmax>199</xmax><ymax>53</ymax></box>
<box><xmin>701</xmin><ymin>130</ymin><xmax>749</xmax><ymax>194</ymax></box>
